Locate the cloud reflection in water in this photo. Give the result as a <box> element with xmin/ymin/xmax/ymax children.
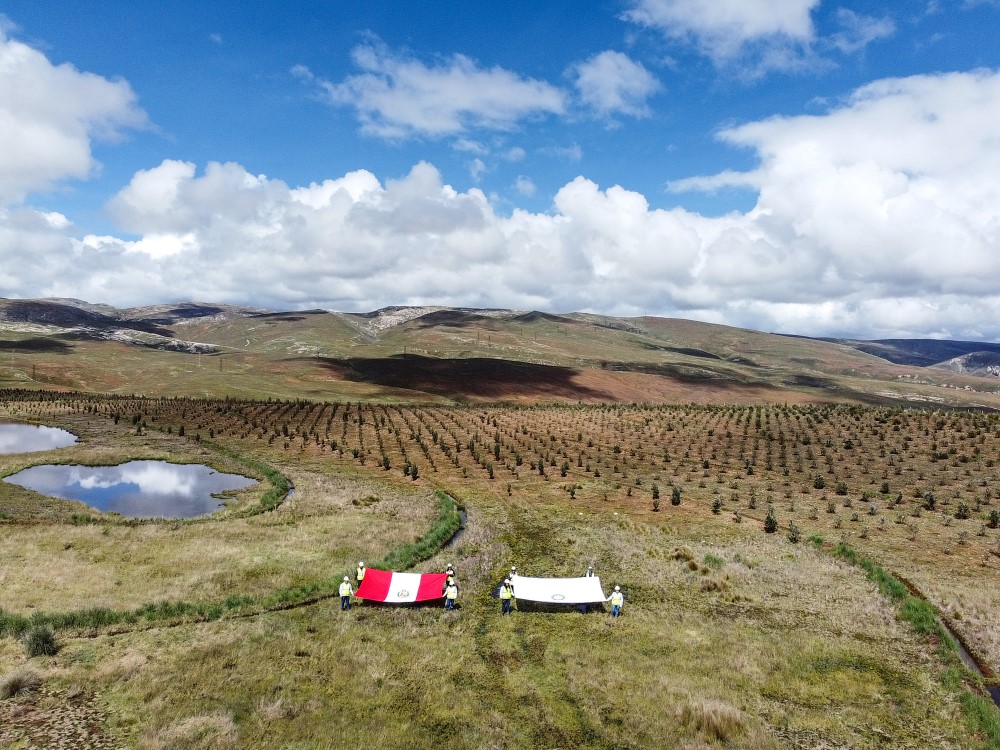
<box><xmin>3</xmin><ymin>460</ymin><xmax>257</xmax><ymax>518</ymax></box>
<box><xmin>0</xmin><ymin>423</ymin><xmax>77</xmax><ymax>454</ymax></box>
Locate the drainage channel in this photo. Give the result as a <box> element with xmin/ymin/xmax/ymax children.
<box><xmin>444</xmin><ymin>508</ymin><xmax>468</xmax><ymax>548</ymax></box>
<box><xmin>896</xmin><ymin>574</ymin><xmax>1000</xmax><ymax>708</ymax></box>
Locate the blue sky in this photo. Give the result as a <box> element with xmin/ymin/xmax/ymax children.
<box><xmin>2</xmin><ymin>1</ymin><xmax>1000</xmax><ymax>339</ymax></box>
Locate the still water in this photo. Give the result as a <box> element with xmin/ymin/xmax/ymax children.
<box><xmin>3</xmin><ymin>460</ymin><xmax>257</xmax><ymax>518</ymax></box>
<box><xmin>0</xmin><ymin>422</ymin><xmax>77</xmax><ymax>454</ymax></box>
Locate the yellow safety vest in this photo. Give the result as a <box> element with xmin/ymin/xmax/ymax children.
<box><xmin>357</xmin><ymin>566</ymin><xmax>366</xmax><ymax>581</ymax></box>
<box><xmin>610</xmin><ymin>592</ymin><xmax>624</xmax><ymax>606</ymax></box>
<box><xmin>499</xmin><ymin>586</ymin><xmax>513</xmax><ymax>600</ymax></box>
<box><xmin>339</xmin><ymin>582</ymin><xmax>353</xmax><ymax>597</ymax></box>
<box><xmin>445</xmin><ymin>585</ymin><xmax>458</xmax><ymax>600</ymax></box>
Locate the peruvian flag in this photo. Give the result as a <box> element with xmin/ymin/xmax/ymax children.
<box><xmin>354</xmin><ymin>568</ymin><xmax>448</xmax><ymax>603</ymax></box>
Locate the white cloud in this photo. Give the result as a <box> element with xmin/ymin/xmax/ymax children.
<box><xmin>624</xmin><ymin>0</ymin><xmax>819</xmax><ymax>70</ymax></box>
<box><xmin>452</xmin><ymin>138</ymin><xmax>489</xmax><ymax>155</ymax></box>
<box><xmin>303</xmin><ymin>43</ymin><xmax>566</xmax><ymax>139</ymax></box>
<box><xmin>539</xmin><ymin>143</ymin><xmax>583</xmax><ymax>161</ymax></box>
<box><xmin>668</xmin><ymin>69</ymin><xmax>1000</xmax><ymax>333</ymax></box>
<box><xmin>0</xmin><ymin>29</ymin><xmax>146</xmax><ymax>204</ymax></box>
<box><xmin>571</xmin><ymin>51</ymin><xmax>661</xmax><ymax>117</ymax></box>
<box><xmin>828</xmin><ymin>9</ymin><xmax>895</xmax><ymax>54</ymax></box>
<box><xmin>4</xmin><ymin>63</ymin><xmax>1000</xmax><ymax>339</ymax></box>
<box><xmin>468</xmin><ymin>158</ymin><xmax>487</xmax><ymax>182</ymax></box>
<box><xmin>513</xmin><ymin>176</ymin><xmax>536</xmax><ymax>196</ymax></box>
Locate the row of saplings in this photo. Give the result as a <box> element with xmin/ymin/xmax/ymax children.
<box><xmin>650</xmin><ymin>481</ymin><xmax>1000</xmax><ymax>546</ymax></box>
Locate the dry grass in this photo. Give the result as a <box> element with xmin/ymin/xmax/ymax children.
<box><xmin>0</xmin><ymin>668</ymin><xmax>42</xmax><ymax>699</ymax></box>
<box><xmin>678</xmin><ymin>698</ymin><xmax>746</xmax><ymax>741</ymax></box>
<box><xmin>140</xmin><ymin>712</ymin><xmax>238</xmax><ymax>750</ymax></box>
<box><xmin>2</xmin><ymin>504</ymin><xmax>982</xmax><ymax>749</ymax></box>
<box><xmin>0</xmin><ymin>396</ymin><xmax>997</xmax><ymax>748</ymax></box>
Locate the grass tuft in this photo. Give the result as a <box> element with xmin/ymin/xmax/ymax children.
<box><xmin>141</xmin><ymin>712</ymin><xmax>238</xmax><ymax>749</ymax></box>
<box><xmin>0</xmin><ymin>668</ymin><xmax>42</xmax><ymax>699</ymax></box>
<box><xmin>678</xmin><ymin>698</ymin><xmax>746</xmax><ymax>741</ymax></box>
<box><xmin>22</xmin><ymin>624</ymin><xmax>59</xmax><ymax>657</ymax></box>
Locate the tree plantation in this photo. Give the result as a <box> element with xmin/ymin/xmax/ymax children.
<box><xmin>1</xmin><ymin>390</ymin><xmax>999</xmax><ymax>748</ymax></box>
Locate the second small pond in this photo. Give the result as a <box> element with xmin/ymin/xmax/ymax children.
<box><xmin>0</xmin><ymin>422</ymin><xmax>77</xmax><ymax>454</ymax></box>
<box><xmin>3</xmin><ymin>460</ymin><xmax>258</xmax><ymax>519</ymax></box>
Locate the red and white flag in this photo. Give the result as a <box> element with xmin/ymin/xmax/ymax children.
<box><xmin>354</xmin><ymin>568</ymin><xmax>448</xmax><ymax>603</ymax></box>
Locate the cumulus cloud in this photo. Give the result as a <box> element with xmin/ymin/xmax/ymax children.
<box><xmin>301</xmin><ymin>42</ymin><xmax>566</xmax><ymax>139</ymax></box>
<box><xmin>4</xmin><ymin>53</ymin><xmax>1000</xmax><ymax>339</ymax></box>
<box><xmin>0</xmin><ymin>29</ymin><xmax>146</xmax><ymax>204</ymax></box>
<box><xmin>623</xmin><ymin>0</ymin><xmax>819</xmax><ymax>71</ymax></box>
<box><xmin>669</xmin><ymin>69</ymin><xmax>1000</xmax><ymax>334</ymax></box>
<box><xmin>828</xmin><ymin>9</ymin><xmax>895</xmax><ymax>54</ymax></box>
<box><xmin>571</xmin><ymin>51</ymin><xmax>661</xmax><ymax>117</ymax></box>
<box><xmin>513</xmin><ymin>176</ymin><xmax>536</xmax><ymax>196</ymax></box>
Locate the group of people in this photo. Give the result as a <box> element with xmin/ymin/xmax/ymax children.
<box><xmin>338</xmin><ymin>561</ymin><xmax>625</xmax><ymax>617</ymax></box>
<box><xmin>443</xmin><ymin>563</ymin><xmax>459</xmax><ymax>609</ymax></box>
<box><xmin>498</xmin><ymin>565</ymin><xmax>625</xmax><ymax>617</ymax></box>
<box><xmin>338</xmin><ymin>560</ymin><xmax>367</xmax><ymax>610</ymax></box>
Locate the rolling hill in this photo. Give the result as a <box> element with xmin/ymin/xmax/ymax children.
<box><xmin>1</xmin><ymin>298</ymin><xmax>999</xmax><ymax>409</ymax></box>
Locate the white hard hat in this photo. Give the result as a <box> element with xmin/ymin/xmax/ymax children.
<box><xmin>614</xmin><ymin>585</ymin><xmax>620</xmax><ymax>591</ymax></box>
<box><xmin>503</xmin><ymin>578</ymin><xmax>510</xmax><ymax>584</ymax></box>
<box><xmin>344</xmin><ymin>576</ymin><xmax>349</xmax><ymax>581</ymax></box>
<box><xmin>359</xmin><ymin>561</ymin><xmax>364</xmax><ymax>566</ymax></box>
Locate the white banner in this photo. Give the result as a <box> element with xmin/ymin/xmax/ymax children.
<box><xmin>510</xmin><ymin>575</ymin><xmax>608</xmax><ymax>604</ymax></box>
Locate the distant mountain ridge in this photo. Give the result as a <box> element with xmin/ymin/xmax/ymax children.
<box><xmin>4</xmin><ymin>298</ymin><xmax>999</xmax><ymax>367</ymax></box>
<box><xmin>2</xmin><ymin>297</ymin><xmax>999</xmax><ymax>407</ymax></box>
<box><xmin>799</xmin><ymin>336</ymin><xmax>1000</xmax><ymax>370</ymax></box>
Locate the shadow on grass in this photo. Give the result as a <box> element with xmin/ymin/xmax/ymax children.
<box><xmin>0</xmin><ymin>338</ymin><xmax>73</xmax><ymax>354</ymax></box>
<box><xmin>304</xmin><ymin>354</ymin><xmax>614</xmax><ymax>400</ymax></box>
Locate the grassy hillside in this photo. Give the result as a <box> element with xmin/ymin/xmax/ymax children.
<box><xmin>2</xmin><ymin>300</ymin><xmax>1000</xmax><ymax>408</ymax></box>
<box><xmin>1</xmin><ymin>395</ymin><xmax>998</xmax><ymax>748</ymax></box>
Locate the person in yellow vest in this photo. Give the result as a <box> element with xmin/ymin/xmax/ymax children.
<box><xmin>356</xmin><ymin>561</ymin><xmax>366</xmax><ymax>585</ymax></box>
<box><xmin>444</xmin><ymin>581</ymin><xmax>458</xmax><ymax>610</ymax></box>
<box><xmin>610</xmin><ymin>585</ymin><xmax>624</xmax><ymax>618</ymax></box>
<box><xmin>499</xmin><ymin>578</ymin><xmax>515</xmax><ymax>615</ymax></box>
<box><xmin>339</xmin><ymin>576</ymin><xmax>354</xmax><ymax>611</ymax></box>
<box><xmin>443</xmin><ymin>565</ymin><xmax>457</xmax><ymax>596</ymax></box>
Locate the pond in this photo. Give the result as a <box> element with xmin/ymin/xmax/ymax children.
<box><xmin>0</xmin><ymin>422</ymin><xmax>77</xmax><ymax>454</ymax></box>
<box><xmin>3</xmin><ymin>460</ymin><xmax>258</xmax><ymax>518</ymax></box>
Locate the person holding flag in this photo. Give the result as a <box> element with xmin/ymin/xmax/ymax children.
<box><xmin>444</xmin><ymin>581</ymin><xmax>459</xmax><ymax>610</ymax></box>
<box><xmin>609</xmin><ymin>585</ymin><xmax>624</xmax><ymax>618</ymax></box>
<box><xmin>499</xmin><ymin>578</ymin><xmax>515</xmax><ymax>615</ymax></box>
<box><xmin>339</xmin><ymin>576</ymin><xmax>354</xmax><ymax>611</ymax></box>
